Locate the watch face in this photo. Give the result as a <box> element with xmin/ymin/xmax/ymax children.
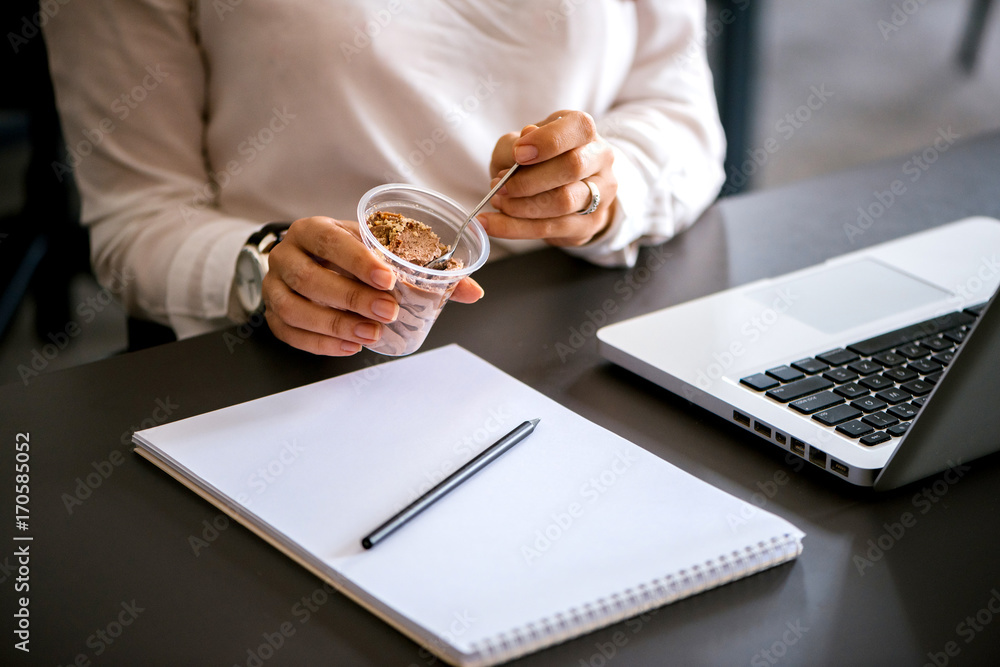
<box><xmin>235</xmin><ymin>249</ymin><xmax>265</xmax><ymax>313</ymax></box>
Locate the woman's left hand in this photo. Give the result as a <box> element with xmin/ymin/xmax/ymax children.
<box><xmin>479</xmin><ymin>110</ymin><xmax>618</xmax><ymax>247</ymax></box>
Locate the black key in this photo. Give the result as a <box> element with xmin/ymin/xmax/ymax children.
<box><xmin>816</xmin><ymin>348</ymin><xmax>859</xmax><ymax>366</ymax></box>
<box><xmin>900</xmin><ymin>380</ymin><xmax>932</xmax><ymax>396</ymax></box>
<box><xmin>882</xmin><ymin>366</ymin><xmax>918</xmax><ymax>382</ymax></box>
<box><xmin>896</xmin><ymin>343</ymin><xmax>926</xmax><ymax>360</ymax></box>
<box><xmin>860</xmin><ymin>431</ymin><xmax>892</xmax><ymax>446</ymax></box>
<box><xmin>823</xmin><ymin>367</ymin><xmax>859</xmax><ymax>384</ymax></box>
<box><xmin>925</xmin><ymin>371</ymin><xmax>944</xmax><ymax>385</ymax></box>
<box><xmin>791</xmin><ymin>358</ymin><xmax>830</xmax><ymax>375</ymax></box>
<box><xmin>860</xmin><ymin>375</ymin><xmax>894</xmax><ymax>391</ymax></box>
<box><xmin>909</xmin><ymin>359</ymin><xmax>943</xmax><ymax>375</ymax></box>
<box><xmin>740</xmin><ymin>373</ymin><xmax>780</xmax><ymax>391</ymax></box>
<box><xmin>765</xmin><ymin>365</ymin><xmax>805</xmax><ymax>382</ymax></box>
<box><xmin>964</xmin><ymin>302</ymin><xmax>988</xmax><ymax>316</ymax></box>
<box><xmin>851</xmin><ymin>396</ymin><xmax>888</xmax><ymax>413</ymax></box>
<box><xmin>790</xmin><ymin>391</ymin><xmax>843</xmax><ymax>414</ymax></box>
<box><xmin>943</xmin><ymin>328</ymin><xmax>967</xmax><ymax>344</ymax></box>
<box><xmin>887</xmin><ymin>422</ymin><xmax>910</xmax><ymax>437</ymax></box>
<box><xmin>872</xmin><ymin>351</ymin><xmax>906</xmax><ymax>367</ymax></box>
<box><xmin>847</xmin><ymin>359</ymin><xmax>882</xmax><ymax>375</ymax></box>
<box><xmin>888</xmin><ymin>403</ymin><xmax>919</xmax><ymax>420</ymax></box>
<box><xmin>837</xmin><ymin>420</ymin><xmax>875</xmax><ymax>438</ymax></box>
<box><xmin>912</xmin><ymin>396</ymin><xmax>927</xmax><ymax>408</ymax></box>
<box><xmin>848</xmin><ymin>310</ymin><xmax>976</xmax><ymax>355</ymax></box>
<box><xmin>813</xmin><ymin>404</ymin><xmax>863</xmax><ymax>426</ymax></box>
<box><xmin>862</xmin><ymin>411</ymin><xmax>899</xmax><ymax>429</ymax></box>
<box><xmin>766</xmin><ymin>376</ymin><xmax>835</xmax><ymax>403</ymax></box>
<box><xmin>932</xmin><ymin>351</ymin><xmax>954</xmax><ymax>366</ymax></box>
<box><xmin>919</xmin><ymin>336</ymin><xmax>952</xmax><ymax>352</ymax></box>
<box><xmin>875</xmin><ymin>387</ymin><xmax>912</xmax><ymax>405</ymax></box>
<box><xmin>834</xmin><ymin>383</ymin><xmax>869</xmax><ymax>399</ymax></box>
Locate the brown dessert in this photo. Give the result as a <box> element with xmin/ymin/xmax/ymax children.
<box><xmin>366</xmin><ymin>211</ymin><xmax>463</xmax><ymax>270</ymax></box>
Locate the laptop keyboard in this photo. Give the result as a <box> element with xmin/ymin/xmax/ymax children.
<box><xmin>739</xmin><ymin>304</ymin><xmax>985</xmax><ymax>447</ymax></box>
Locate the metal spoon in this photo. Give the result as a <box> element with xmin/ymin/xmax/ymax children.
<box><xmin>425</xmin><ymin>163</ymin><xmax>520</xmax><ymax>269</ymax></box>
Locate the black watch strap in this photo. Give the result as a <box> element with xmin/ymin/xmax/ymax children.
<box><xmin>247</xmin><ymin>221</ymin><xmax>292</xmax><ymax>249</ymax></box>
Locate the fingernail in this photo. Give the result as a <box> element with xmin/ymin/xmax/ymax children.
<box><xmin>354</xmin><ymin>322</ymin><xmax>380</xmax><ymax>342</ymax></box>
<box><xmin>341</xmin><ymin>341</ymin><xmax>362</xmax><ymax>354</ymax></box>
<box><xmin>514</xmin><ymin>145</ymin><xmax>538</xmax><ymax>163</ymax></box>
<box><xmin>371</xmin><ymin>298</ymin><xmax>398</xmax><ymax>322</ymax></box>
<box><xmin>371</xmin><ymin>268</ymin><xmax>394</xmax><ymax>290</ymax></box>
<box><xmin>476</xmin><ymin>214</ymin><xmax>490</xmax><ymax>233</ymax></box>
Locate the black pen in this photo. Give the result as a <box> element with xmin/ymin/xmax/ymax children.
<box><xmin>361</xmin><ymin>418</ymin><xmax>540</xmax><ymax>549</ymax></box>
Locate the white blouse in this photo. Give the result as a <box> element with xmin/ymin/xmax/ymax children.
<box><xmin>45</xmin><ymin>0</ymin><xmax>725</xmax><ymax>337</ymax></box>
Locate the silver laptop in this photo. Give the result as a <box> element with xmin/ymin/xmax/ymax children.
<box><xmin>597</xmin><ymin>217</ymin><xmax>1000</xmax><ymax>490</ymax></box>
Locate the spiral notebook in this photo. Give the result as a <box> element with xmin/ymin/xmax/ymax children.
<box><xmin>132</xmin><ymin>344</ymin><xmax>804</xmax><ymax>666</ymax></box>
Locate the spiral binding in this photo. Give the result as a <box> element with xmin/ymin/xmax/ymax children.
<box><xmin>466</xmin><ymin>533</ymin><xmax>802</xmax><ymax>666</ymax></box>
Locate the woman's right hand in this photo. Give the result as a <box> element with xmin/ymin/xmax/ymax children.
<box><xmin>262</xmin><ymin>216</ymin><xmax>483</xmax><ymax>355</ymax></box>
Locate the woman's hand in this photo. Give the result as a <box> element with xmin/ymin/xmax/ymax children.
<box><xmin>262</xmin><ymin>216</ymin><xmax>483</xmax><ymax>355</ymax></box>
<box><xmin>480</xmin><ymin>110</ymin><xmax>618</xmax><ymax>247</ymax></box>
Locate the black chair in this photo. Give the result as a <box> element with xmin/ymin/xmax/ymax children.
<box><xmin>708</xmin><ymin>0</ymin><xmax>763</xmax><ymax>196</ymax></box>
<box><xmin>0</xmin><ymin>2</ymin><xmax>88</xmax><ymax>343</ymax></box>
<box><xmin>957</xmin><ymin>0</ymin><xmax>995</xmax><ymax>73</ymax></box>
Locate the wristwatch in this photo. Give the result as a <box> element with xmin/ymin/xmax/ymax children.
<box><xmin>234</xmin><ymin>221</ymin><xmax>291</xmax><ymax>315</ymax></box>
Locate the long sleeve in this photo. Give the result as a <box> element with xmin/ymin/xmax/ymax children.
<box><xmin>44</xmin><ymin>0</ymin><xmax>726</xmax><ymax>337</ymax></box>
<box><xmin>565</xmin><ymin>0</ymin><xmax>727</xmax><ymax>268</ymax></box>
<box><xmin>44</xmin><ymin>0</ymin><xmax>256</xmax><ymax>338</ymax></box>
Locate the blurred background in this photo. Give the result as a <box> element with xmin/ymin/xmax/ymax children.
<box><xmin>2</xmin><ymin>0</ymin><xmax>999</xmax><ymax>386</ymax></box>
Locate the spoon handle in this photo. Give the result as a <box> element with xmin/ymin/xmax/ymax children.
<box><xmin>426</xmin><ymin>163</ymin><xmax>520</xmax><ymax>269</ymax></box>
<box><xmin>467</xmin><ymin>162</ymin><xmax>520</xmax><ymax>220</ymax></box>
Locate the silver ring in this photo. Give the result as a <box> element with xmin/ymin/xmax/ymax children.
<box><xmin>577</xmin><ymin>180</ymin><xmax>600</xmax><ymax>215</ymax></box>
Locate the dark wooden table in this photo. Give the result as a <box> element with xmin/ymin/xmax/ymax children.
<box><xmin>4</xmin><ymin>131</ymin><xmax>1000</xmax><ymax>666</ymax></box>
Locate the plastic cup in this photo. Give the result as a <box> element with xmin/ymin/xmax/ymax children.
<box><xmin>358</xmin><ymin>183</ymin><xmax>489</xmax><ymax>356</ymax></box>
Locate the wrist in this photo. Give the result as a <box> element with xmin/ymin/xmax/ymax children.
<box><xmin>232</xmin><ymin>221</ymin><xmax>291</xmax><ymax>317</ymax></box>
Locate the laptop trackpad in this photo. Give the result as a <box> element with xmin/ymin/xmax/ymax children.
<box><xmin>746</xmin><ymin>259</ymin><xmax>952</xmax><ymax>335</ymax></box>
